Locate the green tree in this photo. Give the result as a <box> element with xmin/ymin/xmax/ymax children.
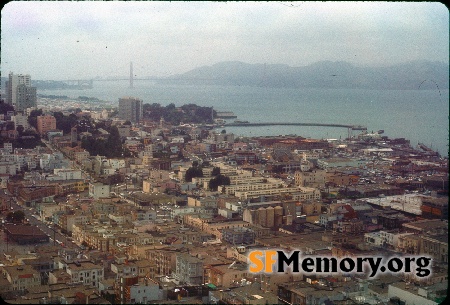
<box><xmin>208</xmin><ymin>174</ymin><xmax>231</xmax><ymax>191</ymax></box>
<box><xmin>6</xmin><ymin>210</ymin><xmax>26</xmax><ymax>223</ymax></box>
<box><xmin>28</xmin><ymin>109</ymin><xmax>43</xmax><ymax>129</ymax></box>
<box><xmin>16</xmin><ymin>125</ymin><xmax>25</xmax><ymax>136</ymax></box>
<box><xmin>211</xmin><ymin>167</ymin><xmax>221</xmax><ymax>176</ymax></box>
<box><xmin>12</xmin><ymin>133</ymin><xmax>44</xmax><ymax>149</ymax></box>
<box><xmin>81</xmin><ymin>126</ymin><xmax>124</xmax><ymax>158</ymax></box>
<box><xmin>54</xmin><ymin>111</ymin><xmax>78</xmax><ymax>134</ymax></box>
<box><xmin>6</xmin><ymin>212</ymin><xmax>14</xmax><ymax>222</ymax></box>
<box><xmin>106</xmin><ymin>126</ymin><xmax>123</xmax><ymax>158</ymax></box>
<box><xmin>185</xmin><ymin>167</ymin><xmax>203</xmax><ymax>182</ymax></box>
<box><xmin>0</xmin><ymin>100</ymin><xmax>15</xmax><ymax>115</ymax></box>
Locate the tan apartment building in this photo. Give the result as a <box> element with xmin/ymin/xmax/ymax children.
<box><xmin>397</xmin><ymin>234</ymin><xmax>421</xmax><ymax>254</ymax></box>
<box><xmin>294</xmin><ymin>169</ymin><xmax>327</xmax><ymax>188</ymax></box>
<box><xmin>66</xmin><ymin>261</ymin><xmax>104</xmax><ymax>288</ymax></box>
<box><xmin>145</xmin><ymin>247</ymin><xmax>180</xmax><ymax>277</ymax></box>
<box><xmin>420</xmin><ymin>234</ymin><xmax>448</xmax><ymax>264</ymax></box>
<box><xmin>219</xmin><ymin>181</ymin><xmax>284</xmax><ymax>196</ymax></box>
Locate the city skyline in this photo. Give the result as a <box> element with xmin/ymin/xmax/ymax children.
<box><xmin>1</xmin><ymin>1</ymin><xmax>448</xmax><ymax>80</ymax></box>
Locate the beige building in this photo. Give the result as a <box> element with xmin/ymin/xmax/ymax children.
<box><xmin>218</xmin><ymin>181</ymin><xmax>284</xmax><ymax>196</ymax></box>
<box><xmin>38</xmin><ymin>202</ymin><xmax>64</xmax><ymax>221</ymax></box>
<box><xmin>66</xmin><ymin>261</ymin><xmax>104</xmax><ymax>288</ymax></box>
<box><xmin>302</xmin><ymin>201</ymin><xmax>323</xmax><ymax>215</ymax></box>
<box><xmin>420</xmin><ymin>234</ymin><xmax>448</xmax><ymax>264</ymax></box>
<box><xmin>326</xmin><ymin>171</ymin><xmax>359</xmax><ymax>186</ymax></box>
<box><xmin>397</xmin><ymin>234</ymin><xmax>422</xmax><ymax>254</ymax></box>
<box><xmin>294</xmin><ymin>169</ymin><xmax>327</xmax><ymax>188</ymax></box>
<box><xmin>145</xmin><ymin>247</ymin><xmax>179</xmax><ymax>277</ymax></box>
<box><xmin>208</xmin><ymin>263</ymin><xmax>249</xmax><ymax>288</ymax></box>
<box><xmin>1</xmin><ymin>265</ymin><xmax>41</xmax><ymax>291</ymax></box>
<box><xmin>58</xmin><ymin>212</ymin><xmax>90</xmax><ymax>233</ymax></box>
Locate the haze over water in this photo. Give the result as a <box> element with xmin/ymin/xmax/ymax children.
<box><xmin>39</xmin><ymin>80</ymin><xmax>449</xmax><ymax>157</ymax></box>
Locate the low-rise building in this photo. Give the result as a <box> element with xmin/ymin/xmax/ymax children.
<box><xmin>3</xmin><ymin>224</ymin><xmax>49</xmax><ymax>244</ymax></box>
<box><xmin>1</xmin><ymin>265</ymin><xmax>41</xmax><ymax>291</ymax></box>
<box><xmin>222</xmin><ymin>227</ymin><xmax>255</xmax><ymax>245</ymax></box>
<box><xmin>294</xmin><ymin>169</ymin><xmax>327</xmax><ymax>187</ymax></box>
<box><xmin>89</xmin><ymin>182</ymin><xmax>111</xmax><ymax>199</ymax></box>
<box><xmin>175</xmin><ymin>253</ymin><xmax>203</xmax><ymax>285</ymax></box>
<box><xmin>65</xmin><ymin>261</ymin><xmax>104</xmax><ymax>288</ymax></box>
<box><xmin>420</xmin><ymin>234</ymin><xmax>448</xmax><ymax>264</ymax></box>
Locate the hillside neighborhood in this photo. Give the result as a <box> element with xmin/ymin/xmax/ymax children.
<box><xmin>0</xmin><ymin>96</ymin><xmax>448</xmax><ymax>305</ymax></box>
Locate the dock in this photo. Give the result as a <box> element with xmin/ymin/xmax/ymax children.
<box><xmin>224</xmin><ymin>121</ymin><xmax>367</xmax><ymax>130</ymax></box>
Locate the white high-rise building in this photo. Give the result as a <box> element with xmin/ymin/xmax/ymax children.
<box><xmin>6</xmin><ymin>72</ymin><xmax>36</xmax><ymax>111</ymax></box>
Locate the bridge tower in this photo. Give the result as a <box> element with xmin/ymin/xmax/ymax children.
<box><xmin>129</xmin><ymin>62</ymin><xmax>134</xmax><ymax>89</ymax></box>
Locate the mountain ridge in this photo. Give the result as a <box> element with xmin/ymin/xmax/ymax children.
<box><xmin>159</xmin><ymin>60</ymin><xmax>449</xmax><ymax>90</ymax></box>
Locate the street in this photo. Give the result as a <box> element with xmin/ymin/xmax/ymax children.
<box><xmin>3</xmin><ymin>189</ymin><xmax>80</xmax><ymax>251</ymax></box>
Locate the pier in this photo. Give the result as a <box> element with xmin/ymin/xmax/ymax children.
<box><xmin>224</xmin><ymin>122</ymin><xmax>366</xmax><ymax>129</ymax></box>
<box><xmin>222</xmin><ymin>122</ymin><xmax>367</xmax><ymax>139</ymax></box>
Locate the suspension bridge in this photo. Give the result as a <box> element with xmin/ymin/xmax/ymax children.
<box><xmin>62</xmin><ymin>62</ymin><xmax>211</xmax><ymax>89</ymax></box>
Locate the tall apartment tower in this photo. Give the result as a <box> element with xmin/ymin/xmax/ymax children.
<box><xmin>118</xmin><ymin>97</ymin><xmax>143</xmax><ymax>123</ymax></box>
<box><xmin>6</xmin><ymin>72</ymin><xmax>37</xmax><ymax>111</ymax></box>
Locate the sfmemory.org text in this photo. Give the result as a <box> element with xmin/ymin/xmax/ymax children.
<box><xmin>248</xmin><ymin>250</ymin><xmax>432</xmax><ymax>278</ymax></box>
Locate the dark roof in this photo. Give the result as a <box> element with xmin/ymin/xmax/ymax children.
<box><xmin>4</xmin><ymin>224</ymin><xmax>47</xmax><ymax>237</ymax></box>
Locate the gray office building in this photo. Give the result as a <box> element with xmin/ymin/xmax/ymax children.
<box><xmin>118</xmin><ymin>97</ymin><xmax>143</xmax><ymax>123</ymax></box>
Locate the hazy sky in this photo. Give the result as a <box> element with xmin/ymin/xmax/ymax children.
<box><xmin>1</xmin><ymin>1</ymin><xmax>448</xmax><ymax>80</ymax></box>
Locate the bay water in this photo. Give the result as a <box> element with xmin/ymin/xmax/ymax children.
<box><xmin>39</xmin><ymin>80</ymin><xmax>449</xmax><ymax>157</ymax></box>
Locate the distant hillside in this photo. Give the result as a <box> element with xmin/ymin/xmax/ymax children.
<box><xmin>0</xmin><ymin>77</ymin><xmax>81</xmax><ymax>90</ymax></box>
<box><xmin>158</xmin><ymin>60</ymin><xmax>449</xmax><ymax>90</ymax></box>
